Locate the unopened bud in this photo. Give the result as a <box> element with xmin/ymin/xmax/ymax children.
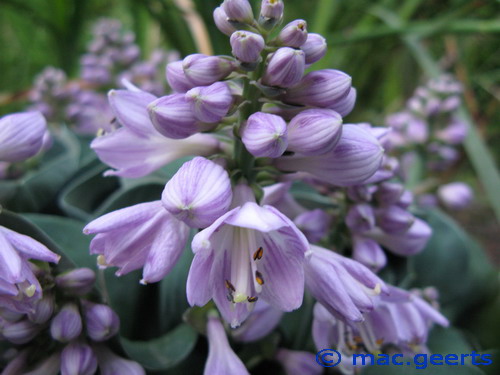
<box><xmin>83</xmin><ymin>302</ymin><xmax>120</xmax><ymax>342</ymax></box>
<box><xmin>222</xmin><ymin>0</ymin><xmax>254</xmax><ymax>23</ymax></box>
<box><xmin>55</xmin><ymin>268</ymin><xmax>96</xmax><ymax>296</ymax></box>
<box><xmin>28</xmin><ymin>293</ymin><xmax>55</xmax><ymax>324</ymax></box>
<box><xmin>230</xmin><ymin>31</ymin><xmax>265</xmax><ymax>63</ymax></box>
<box><xmin>61</xmin><ymin>340</ymin><xmax>97</xmax><ymax>375</ymax></box>
<box><xmin>277</xmin><ymin>20</ymin><xmax>308</xmax><ymax>48</ymax></box>
<box><xmin>50</xmin><ymin>303</ymin><xmax>82</xmax><ymax>342</ymax></box>
<box><xmin>213</xmin><ymin>7</ymin><xmax>238</xmax><ymax>36</ymax></box>
<box><xmin>241</xmin><ymin>112</ymin><xmax>288</xmax><ymax>158</ymax></box>
<box><xmin>300</xmin><ymin>33</ymin><xmax>327</xmax><ymax>64</ymax></box>
<box><xmin>2</xmin><ymin>319</ymin><xmax>40</xmax><ymax>344</ymax></box>
<box><xmin>262</xmin><ymin>47</ymin><xmax>305</xmax><ymax>88</ymax></box>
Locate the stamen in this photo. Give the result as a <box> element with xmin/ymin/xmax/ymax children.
<box><xmin>225</xmin><ymin>279</ymin><xmax>236</xmax><ymax>292</ymax></box>
<box><xmin>97</xmin><ymin>255</ymin><xmax>108</xmax><ymax>268</ymax></box>
<box><xmin>247</xmin><ymin>296</ymin><xmax>258</xmax><ymax>303</ymax></box>
<box><xmin>253</xmin><ymin>247</ymin><xmax>263</xmax><ymax>261</ymax></box>
<box><xmin>376</xmin><ymin>338</ymin><xmax>384</xmax><ymax>346</ymax></box>
<box><xmin>255</xmin><ymin>271</ymin><xmax>264</xmax><ymax>285</ymax></box>
<box><xmin>226</xmin><ymin>293</ymin><xmax>235</xmax><ymax>303</ymax></box>
<box><xmin>23</xmin><ymin>284</ymin><xmax>37</xmax><ymax>298</ymax></box>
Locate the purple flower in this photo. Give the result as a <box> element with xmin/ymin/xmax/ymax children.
<box><xmin>0</xmin><ymin>111</ymin><xmax>47</xmax><ymax>162</ymax></box>
<box><xmin>376</xmin><ymin>205</ymin><xmax>415</xmax><ymax>234</ymax></box>
<box><xmin>275</xmin><ymin>125</ymin><xmax>384</xmax><ymax>186</ymax></box>
<box><xmin>55</xmin><ymin>268</ymin><xmax>96</xmax><ymax>296</ymax></box>
<box><xmin>286</xmin><ymin>109</ymin><xmax>343</xmax><ymax>155</ymax></box>
<box><xmin>278</xmin><ymin>20</ymin><xmax>308</xmax><ymax>48</ymax></box>
<box><xmin>261</xmin><ymin>182</ymin><xmax>307</xmax><ymax>219</ymax></box>
<box><xmin>61</xmin><ymin>340</ymin><xmax>98</xmax><ymax>375</ymax></box>
<box><xmin>241</xmin><ymin>112</ymin><xmax>288</xmax><ymax>158</ymax></box>
<box><xmin>230</xmin><ymin>31</ymin><xmax>265</xmax><ymax>63</ymax></box>
<box><xmin>330</xmin><ymin>87</ymin><xmax>357</xmax><ymax>117</ymax></box>
<box><xmin>2</xmin><ymin>318</ymin><xmax>41</xmax><ymax>344</ymax></box>
<box><xmin>352</xmin><ymin>236</ymin><xmax>387</xmax><ymax>272</ymax></box>
<box><xmin>213</xmin><ymin>7</ymin><xmax>238</xmax><ymax>36</ymax></box>
<box><xmin>232</xmin><ymin>300</ymin><xmax>283</xmax><ymax>342</ymax></box>
<box><xmin>305</xmin><ymin>245</ymin><xmax>386</xmax><ymax>322</ymax></box>
<box><xmin>222</xmin><ymin>0</ymin><xmax>254</xmax><ymax>23</ymax></box>
<box><xmin>27</xmin><ymin>293</ymin><xmax>54</xmax><ymax>324</ymax></box>
<box><xmin>183</xmin><ymin>54</ymin><xmax>235</xmax><ymax>87</ymax></box>
<box><xmin>262</xmin><ymin>47</ymin><xmax>306</xmax><ymax>88</ymax></box>
<box><xmin>300</xmin><ymin>33</ymin><xmax>327</xmax><ymax>64</ymax></box>
<box><xmin>148</xmin><ymin>94</ymin><xmax>214</xmax><ymax>139</ymax></box>
<box><xmin>187</xmin><ymin>185</ymin><xmax>309</xmax><ymax>327</ymax></box>
<box><xmin>162</xmin><ymin>157</ymin><xmax>233</xmax><ymax>228</ymax></box>
<box><xmin>166</xmin><ymin>61</ymin><xmax>196</xmax><ymax>93</ymax></box>
<box><xmin>293</xmin><ymin>209</ymin><xmax>331</xmax><ymax>243</ymax></box>
<box><xmin>186</xmin><ymin>82</ymin><xmax>233</xmax><ymax>123</ymax></box>
<box><xmin>260</xmin><ymin>0</ymin><xmax>284</xmax><ymax>20</ymax></box>
<box><xmin>436</xmin><ymin>118</ymin><xmax>467</xmax><ymax>145</ymax></box>
<box><xmin>283</xmin><ymin>69</ymin><xmax>352</xmax><ymax>108</ymax></box>
<box><xmin>83</xmin><ymin>302</ymin><xmax>120</xmax><ymax>341</ymax></box>
<box><xmin>84</xmin><ymin>201</ymin><xmax>190</xmax><ymax>284</ymax></box>
<box><xmin>92</xmin><ymin>90</ymin><xmax>220</xmax><ymax>178</ymax></box>
<box><xmin>204</xmin><ymin>315</ymin><xmax>249</xmax><ymax>375</ymax></box>
<box><xmin>275</xmin><ymin>348</ymin><xmax>322</xmax><ymax>375</ymax></box>
<box><xmin>94</xmin><ymin>345</ymin><xmax>145</xmax><ymax>375</ymax></box>
<box><xmin>346</xmin><ymin>204</ymin><xmax>375</xmax><ymax>233</ymax></box>
<box><xmin>50</xmin><ymin>303</ymin><xmax>83</xmax><ymax>342</ymax></box>
<box><xmin>0</xmin><ymin>226</ymin><xmax>60</xmax><ymax>313</ymax></box>
<box><xmin>437</xmin><ymin>182</ymin><xmax>473</xmax><ymax>210</ymax></box>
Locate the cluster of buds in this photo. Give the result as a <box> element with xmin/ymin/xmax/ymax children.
<box><xmin>385</xmin><ymin>75</ymin><xmax>474</xmax><ymax>211</ymax></box>
<box><xmin>0</xmin><ymin>226</ymin><xmax>144</xmax><ymax>374</ymax></box>
<box><xmin>28</xmin><ymin>19</ymin><xmax>177</xmax><ymax>135</ymax></box>
<box><xmin>0</xmin><ymin>111</ymin><xmax>51</xmax><ymax>180</ymax></box>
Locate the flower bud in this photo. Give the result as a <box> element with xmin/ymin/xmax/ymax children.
<box><xmin>397</xmin><ymin>189</ymin><xmax>413</xmax><ymax>209</ymax></box>
<box><xmin>230</xmin><ymin>31</ymin><xmax>265</xmax><ymax>63</ymax></box>
<box><xmin>346</xmin><ymin>185</ymin><xmax>377</xmax><ymax>202</ymax></box>
<box><xmin>55</xmin><ymin>268</ymin><xmax>96</xmax><ymax>296</ymax></box>
<box><xmin>375</xmin><ymin>182</ymin><xmax>404</xmax><ymax>206</ymax></box>
<box><xmin>287</xmin><ymin>109</ymin><xmax>342</xmax><ymax>155</ymax></box>
<box><xmin>260</xmin><ymin>0</ymin><xmax>284</xmax><ymax>20</ymax></box>
<box><xmin>148</xmin><ymin>94</ymin><xmax>212</xmax><ymax>139</ymax></box>
<box><xmin>352</xmin><ymin>236</ymin><xmax>387</xmax><ymax>272</ymax></box>
<box><xmin>275</xmin><ymin>125</ymin><xmax>384</xmax><ymax>186</ymax></box>
<box><xmin>436</xmin><ymin>118</ymin><xmax>467</xmax><ymax>145</ymax></box>
<box><xmin>294</xmin><ymin>209</ymin><xmax>331</xmax><ymax>243</ymax></box>
<box><xmin>222</xmin><ymin>0</ymin><xmax>254</xmax><ymax>23</ymax></box>
<box><xmin>437</xmin><ymin>182</ymin><xmax>473</xmax><ymax>210</ymax></box>
<box><xmin>61</xmin><ymin>341</ymin><xmax>97</xmax><ymax>375</ymax></box>
<box><xmin>278</xmin><ymin>20</ymin><xmax>308</xmax><ymax>47</ymax></box>
<box><xmin>28</xmin><ymin>293</ymin><xmax>54</xmax><ymax>324</ymax></box>
<box><xmin>83</xmin><ymin>302</ymin><xmax>120</xmax><ymax>341</ymax></box>
<box><xmin>183</xmin><ymin>54</ymin><xmax>235</xmax><ymax>87</ymax></box>
<box><xmin>330</xmin><ymin>87</ymin><xmax>356</xmax><ymax>117</ymax></box>
<box><xmin>213</xmin><ymin>7</ymin><xmax>237</xmax><ymax>36</ymax></box>
<box><xmin>241</xmin><ymin>112</ymin><xmax>288</xmax><ymax>157</ymax></box>
<box><xmin>50</xmin><ymin>303</ymin><xmax>82</xmax><ymax>342</ymax></box>
<box><xmin>166</xmin><ymin>61</ymin><xmax>196</xmax><ymax>93</ymax></box>
<box><xmin>346</xmin><ymin>204</ymin><xmax>375</xmax><ymax>233</ymax></box>
<box><xmin>300</xmin><ymin>33</ymin><xmax>327</xmax><ymax>64</ymax></box>
<box><xmin>376</xmin><ymin>205</ymin><xmax>415</xmax><ymax>234</ymax></box>
<box><xmin>162</xmin><ymin>157</ymin><xmax>232</xmax><ymax>228</ymax></box>
<box><xmin>0</xmin><ymin>111</ymin><xmax>47</xmax><ymax>163</ymax></box>
<box><xmin>186</xmin><ymin>82</ymin><xmax>233</xmax><ymax>123</ymax></box>
<box><xmin>262</xmin><ymin>48</ymin><xmax>305</xmax><ymax>88</ymax></box>
<box><xmin>2</xmin><ymin>319</ymin><xmax>40</xmax><ymax>344</ymax></box>
<box><xmin>283</xmin><ymin>69</ymin><xmax>352</xmax><ymax>108</ymax></box>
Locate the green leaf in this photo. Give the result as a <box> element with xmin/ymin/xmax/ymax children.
<box><xmin>121</xmin><ymin>324</ymin><xmax>198</xmax><ymax>370</ymax></box>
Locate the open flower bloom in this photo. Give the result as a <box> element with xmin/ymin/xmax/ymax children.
<box><xmin>91</xmin><ymin>89</ymin><xmax>220</xmax><ymax>178</ymax></box>
<box><xmin>187</xmin><ymin>185</ymin><xmax>309</xmax><ymax>328</ymax></box>
<box><xmin>84</xmin><ymin>201</ymin><xmax>189</xmax><ymax>284</ymax></box>
<box><xmin>204</xmin><ymin>315</ymin><xmax>249</xmax><ymax>375</ymax></box>
<box><xmin>0</xmin><ymin>226</ymin><xmax>60</xmax><ymax>313</ymax></box>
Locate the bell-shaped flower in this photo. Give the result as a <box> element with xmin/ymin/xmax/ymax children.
<box><xmin>214</xmin><ymin>7</ymin><xmax>238</xmax><ymax>36</ymax></box>
<box><xmin>148</xmin><ymin>94</ymin><xmax>214</xmax><ymax>139</ymax></box>
<box><xmin>283</xmin><ymin>69</ymin><xmax>352</xmax><ymax>108</ymax></box>
<box><xmin>204</xmin><ymin>315</ymin><xmax>250</xmax><ymax>375</ymax></box>
<box><xmin>83</xmin><ymin>302</ymin><xmax>120</xmax><ymax>341</ymax></box>
<box><xmin>50</xmin><ymin>303</ymin><xmax>83</xmax><ymax>342</ymax></box>
<box><xmin>187</xmin><ymin>185</ymin><xmax>309</xmax><ymax>328</ymax></box>
<box><xmin>277</xmin><ymin>20</ymin><xmax>308</xmax><ymax>48</ymax></box>
<box><xmin>185</xmin><ymin>82</ymin><xmax>233</xmax><ymax>123</ymax></box>
<box><xmin>182</xmin><ymin>54</ymin><xmax>235</xmax><ymax>87</ymax></box>
<box><xmin>94</xmin><ymin>345</ymin><xmax>145</xmax><ymax>375</ymax></box>
<box><xmin>300</xmin><ymin>33</ymin><xmax>327</xmax><ymax>64</ymax></box>
<box><xmin>230</xmin><ymin>31</ymin><xmax>265</xmax><ymax>63</ymax></box>
<box><xmin>162</xmin><ymin>157</ymin><xmax>233</xmax><ymax>228</ymax></box>
<box><xmin>92</xmin><ymin>90</ymin><xmax>220</xmax><ymax>178</ymax></box>
<box><xmin>286</xmin><ymin>109</ymin><xmax>342</xmax><ymax>156</ymax></box>
<box><xmin>0</xmin><ymin>111</ymin><xmax>47</xmax><ymax>163</ymax></box>
<box><xmin>437</xmin><ymin>182</ymin><xmax>473</xmax><ymax>210</ymax></box>
<box><xmin>222</xmin><ymin>0</ymin><xmax>254</xmax><ymax>23</ymax></box>
<box><xmin>262</xmin><ymin>47</ymin><xmax>305</xmax><ymax>88</ymax></box>
<box><xmin>241</xmin><ymin>112</ymin><xmax>288</xmax><ymax>158</ymax></box>
<box><xmin>305</xmin><ymin>245</ymin><xmax>386</xmax><ymax>322</ymax></box>
<box><xmin>275</xmin><ymin>125</ymin><xmax>384</xmax><ymax>186</ymax></box>
<box><xmin>83</xmin><ymin>201</ymin><xmax>190</xmax><ymax>284</ymax></box>
<box><xmin>61</xmin><ymin>340</ymin><xmax>98</xmax><ymax>375</ymax></box>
